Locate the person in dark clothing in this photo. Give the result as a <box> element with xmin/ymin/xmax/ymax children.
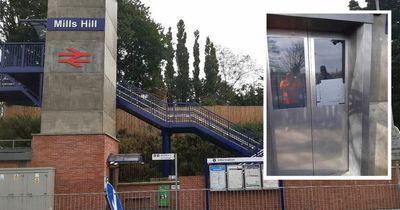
<box><xmin>317</xmin><ymin>65</ymin><xmax>332</xmax><ymax>84</ymax></box>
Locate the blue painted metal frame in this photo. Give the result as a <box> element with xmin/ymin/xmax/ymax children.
<box><xmin>0</xmin><ymin>42</ymin><xmax>263</xmax><ymax>174</ymax></box>
<box><xmin>0</xmin><ymin>42</ymin><xmax>44</xmax><ymax>106</ymax></box>
<box><xmin>116</xmin><ymin>81</ymin><xmax>262</xmax><ymax>147</ymax></box>
<box><xmin>115</xmin><ymin>80</ymin><xmax>263</xmax><ymax>159</ymax></box>
<box><xmin>204</xmin><ymin>160</ymin><xmax>210</xmax><ymax>210</ymax></box>
<box><xmin>161</xmin><ymin>130</ymin><xmax>172</xmax><ymax>177</ymax></box>
<box><xmin>279</xmin><ymin>180</ymin><xmax>285</xmax><ymax>210</ymax></box>
<box><xmin>116</xmin><ymin>96</ymin><xmax>257</xmax><ymax>157</ymax></box>
<box><xmin>0</xmin><ymin>42</ymin><xmax>45</xmax><ymax>73</ymax></box>
<box><xmin>0</xmin><ymin>73</ymin><xmax>41</xmax><ymax>106</ymax></box>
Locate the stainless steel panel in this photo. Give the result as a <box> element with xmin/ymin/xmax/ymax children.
<box><xmin>267</xmin><ymin>30</ymin><xmax>350</xmax><ymax>176</ymax></box>
<box><xmin>267</xmin><ymin>33</ymin><xmax>313</xmax><ymax>175</ymax></box>
<box><xmin>311</xmin><ymin>106</ymin><xmax>348</xmax><ymax>175</ymax></box>
<box><xmin>270</xmin><ymin>108</ymin><xmax>313</xmax><ymax>175</ymax></box>
<box><xmin>309</xmin><ymin>36</ymin><xmax>349</xmax><ymax>175</ymax></box>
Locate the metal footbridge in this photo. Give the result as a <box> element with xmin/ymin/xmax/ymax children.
<box><xmin>0</xmin><ymin>42</ymin><xmax>263</xmax><ymax>159</ymax></box>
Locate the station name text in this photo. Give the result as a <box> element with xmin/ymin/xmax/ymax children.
<box><xmin>54</xmin><ymin>19</ymin><xmax>98</xmax><ymax>28</ymax></box>
<box><xmin>47</xmin><ymin>18</ymin><xmax>105</xmax><ymax>31</ymax></box>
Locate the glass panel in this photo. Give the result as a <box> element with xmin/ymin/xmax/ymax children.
<box><xmin>314</xmin><ymin>39</ymin><xmax>345</xmax><ymax>106</ymax></box>
<box><xmin>268</xmin><ymin>37</ymin><xmax>307</xmax><ymax>109</ymax></box>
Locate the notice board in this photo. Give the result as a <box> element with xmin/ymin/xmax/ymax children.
<box><xmin>209</xmin><ymin>165</ymin><xmax>226</xmax><ymax>190</ymax></box>
<box><xmin>244</xmin><ymin>164</ymin><xmax>262</xmax><ymax>189</ymax></box>
<box><xmin>227</xmin><ymin>165</ymin><xmax>243</xmax><ymax>190</ymax></box>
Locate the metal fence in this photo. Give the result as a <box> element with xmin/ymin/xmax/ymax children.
<box><xmin>118</xmin><ymin>162</ymin><xmax>166</xmax><ymax>182</ymax></box>
<box><xmin>1</xmin><ymin>184</ymin><xmax>400</xmax><ymax>210</ymax></box>
<box><xmin>0</xmin><ymin>139</ymin><xmax>31</xmax><ymax>150</ymax></box>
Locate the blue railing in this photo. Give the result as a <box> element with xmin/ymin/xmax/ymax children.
<box><xmin>117</xmin><ymin>81</ymin><xmax>263</xmax><ymax>154</ymax></box>
<box><xmin>0</xmin><ymin>42</ymin><xmax>263</xmax><ymax>155</ymax></box>
<box><xmin>0</xmin><ymin>74</ymin><xmax>18</xmax><ymax>87</ymax></box>
<box><xmin>0</xmin><ymin>42</ymin><xmax>45</xmax><ymax>70</ymax></box>
<box><xmin>0</xmin><ymin>73</ymin><xmax>41</xmax><ymax>106</ymax></box>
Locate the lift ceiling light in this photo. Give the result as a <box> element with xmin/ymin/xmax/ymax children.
<box><xmin>107</xmin><ymin>153</ymin><xmax>144</xmax><ymax>167</ymax></box>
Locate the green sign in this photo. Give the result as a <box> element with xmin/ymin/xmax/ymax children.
<box><xmin>158</xmin><ymin>185</ymin><xmax>170</xmax><ymax>207</ymax></box>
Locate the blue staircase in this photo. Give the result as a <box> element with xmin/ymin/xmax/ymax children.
<box><xmin>0</xmin><ymin>42</ymin><xmax>44</xmax><ymax>106</ymax></box>
<box><xmin>0</xmin><ymin>42</ymin><xmax>263</xmax><ymax>157</ymax></box>
<box><xmin>117</xmin><ymin>81</ymin><xmax>263</xmax><ymax>156</ymax></box>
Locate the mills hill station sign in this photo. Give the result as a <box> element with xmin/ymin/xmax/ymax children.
<box><xmin>47</xmin><ymin>18</ymin><xmax>105</xmax><ymax>31</ymax></box>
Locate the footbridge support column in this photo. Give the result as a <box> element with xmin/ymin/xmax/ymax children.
<box><xmin>162</xmin><ymin>130</ymin><xmax>172</xmax><ymax>177</ymax></box>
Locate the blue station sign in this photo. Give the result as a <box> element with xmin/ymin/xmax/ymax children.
<box><xmin>47</xmin><ymin>18</ymin><xmax>105</xmax><ymax>31</ymax></box>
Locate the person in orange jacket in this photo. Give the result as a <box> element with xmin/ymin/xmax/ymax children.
<box><xmin>279</xmin><ymin>71</ymin><xmax>303</xmax><ymax>106</ymax></box>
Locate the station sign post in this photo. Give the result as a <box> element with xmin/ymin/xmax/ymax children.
<box><xmin>152</xmin><ymin>153</ymin><xmax>178</xmax><ymax>210</ymax></box>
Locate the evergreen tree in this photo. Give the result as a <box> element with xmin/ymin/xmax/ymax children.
<box><xmin>175</xmin><ymin>19</ymin><xmax>191</xmax><ymax>102</ymax></box>
<box><xmin>0</xmin><ymin>0</ymin><xmax>47</xmax><ymax>42</ymax></box>
<box><xmin>117</xmin><ymin>0</ymin><xmax>164</xmax><ymax>92</ymax></box>
<box><xmin>203</xmin><ymin>37</ymin><xmax>220</xmax><ymax>105</ymax></box>
<box><xmin>348</xmin><ymin>0</ymin><xmax>361</xmax><ymax>9</ymax></box>
<box><xmin>164</xmin><ymin>27</ymin><xmax>175</xmax><ymax>100</ymax></box>
<box><xmin>192</xmin><ymin>30</ymin><xmax>202</xmax><ymax>103</ymax></box>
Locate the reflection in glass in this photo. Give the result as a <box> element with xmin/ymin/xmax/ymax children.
<box><xmin>268</xmin><ymin>37</ymin><xmax>306</xmax><ymax>109</ymax></box>
<box><xmin>314</xmin><ymin>39</ymin><xmax>345</xmax><ymax>106</ymax></box>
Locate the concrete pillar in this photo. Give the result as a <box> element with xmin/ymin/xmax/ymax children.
<box><xmin>32</xmin><ymin>0</ymin><xmax>119</xmax><ymax>194</ymax></box>
<box><xmin>162</xmin><ymin>130</ymin><xmax>172</xmax><ymax>177</ymax></box>
<box><xmin>41</xmin><ymin>0</ymin><xmax>117</xmax><ymax>136</ymax></box>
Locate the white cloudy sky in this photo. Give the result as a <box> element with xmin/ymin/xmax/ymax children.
<box><xmin>141</xmin><ymin>0</ymin><xmax>367</xmax><ymax>71</ymax></box>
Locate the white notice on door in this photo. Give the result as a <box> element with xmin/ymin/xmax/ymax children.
<box><xmin>317</xmin><ymin>78</ymin><xmax>344</xmax><ymax>106</ymax></box>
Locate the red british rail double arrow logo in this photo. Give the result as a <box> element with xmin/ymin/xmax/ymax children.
<box><xmin>58</xmin><ymin>48</ymin><xmax>92</xmax><ymax>68</ymax></box>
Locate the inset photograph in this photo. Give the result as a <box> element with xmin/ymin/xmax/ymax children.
<box><xmin>265</xmin><ymin>12</ymin><xmax>390</xmax><ymax>178</ymax></box>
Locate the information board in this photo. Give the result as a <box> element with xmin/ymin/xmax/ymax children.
<box><xmin>227</xmin><ymin>165</ymin><xmax>243</xmax><ymax>190</ymax></box>
<box><xmin>209</xmin><ymin>165</ymin><xmax>226</xmax><ymax>190</ymax></box>
<box><xmin>244</xmin><ymin>164</ymin><xmax>262</xmax><ymax>189</ymax></box>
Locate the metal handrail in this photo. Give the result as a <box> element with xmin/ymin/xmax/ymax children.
<box><xmin>0</xmin><ymin>42</ymin><xmax>45</xmax><ymax>69</ymax></box>
<box><xmin>0</xmin><ymin>74</ymin><xmax>19</xmax><ymax>87</ymax></box>
<box><xmin>0</xmin><ymin>139</ymin><xmax>32</xmax><ymax>150</ymax></box>
<box><xmin>117</xmin><ymin>81</ymin><xmax>261</xmax><ymax>140</ymax></box>
<box><xmin>117</xmin><ymin>82</ymin><xmax>262</xmax><ymax>151</ymax></box>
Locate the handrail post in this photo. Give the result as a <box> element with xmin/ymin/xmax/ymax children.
<box><xmin>0</xmin><ymin>44</ymin><xmax>4</xmax><ymax>68</ymax></box>
<box><xmin>188</xmin><ymin>105</ymin><xmax>191</xmax><ymax>122</ymax></box>
<box><xmin>41</xmin><ymin>44</ymin><xmax>45</xmax><ymax>67</ymax></box>
<box><xmin>173</xmin><ymin>102</ymin><xmax>176</xmax><ymax>122</ymax></box>
<box><xmin>20</xmin><ymin>44</ymin><xmax>26</xmax><ymax>67</ymax></box>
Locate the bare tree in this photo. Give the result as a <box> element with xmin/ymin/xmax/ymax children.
<box><xmin>216</xmin><ymin>45</ymin><xmax>263</xmax><ymax>90</ymax></box>
<box><xmin>281</xmin><ymin>42</ymin><xmax>305</xmax><ymax>74</ymax></box>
